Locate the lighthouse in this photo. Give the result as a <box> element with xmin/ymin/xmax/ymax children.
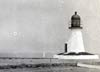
<box><xmin>67</xmin><ymin>12</ymin><xmax>85</xmax><ymax>53</ymax></box>
<box><xmin>53</xmin><ymin>12</ymin><xmax>99</xmax><ymax>59</ymax></box>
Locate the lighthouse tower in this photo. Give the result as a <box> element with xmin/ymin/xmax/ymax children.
<box><xmin>67</xmin><ymin>12</ymin><xmax>85</xmax><ymax>53</ymax></box>
<box><xmin>53</xmin><ymin>12</ymin><xmax>99</xmax><ymax>59</ymax></box>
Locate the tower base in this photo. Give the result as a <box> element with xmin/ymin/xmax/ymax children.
<box><xmin>53</xmin><ymin>52</ymin><xmax>99</xmax><ymax>59</ymax></box>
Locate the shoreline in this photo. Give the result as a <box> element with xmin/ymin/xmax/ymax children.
<box><xmin>0</xmin><ymin>63</ymin><xmax>77</xmax><ymax>69</ymax></box>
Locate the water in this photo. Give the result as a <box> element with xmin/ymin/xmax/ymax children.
<box><xmin>0</xmin><ymin>58</ymin><xmax>79</xmax><ymax>65</ymax></box>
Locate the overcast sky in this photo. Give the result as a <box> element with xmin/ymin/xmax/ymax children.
<box><xmin>0</xmin><ymin>0</ymin><xmax>99</xmax><ymax>57</ymax></box>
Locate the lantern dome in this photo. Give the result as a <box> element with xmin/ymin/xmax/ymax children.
<box><xmin>69</xmin><ymin>12</ymin><xmax>82</xmax><ymax>29</ymax></box>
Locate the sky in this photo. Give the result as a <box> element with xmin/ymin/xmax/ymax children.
<box><xmin>0</xmin><ymin>0</ymin><xmax>100</xmax><ymax>57</ymax></box>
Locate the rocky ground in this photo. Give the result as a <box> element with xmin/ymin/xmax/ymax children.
<box><xmin>0</xmin><ymin>63</ymin><xmax>99</xmax><ymax>72</ymax></box>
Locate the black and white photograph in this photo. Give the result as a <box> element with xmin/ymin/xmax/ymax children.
<box><xmin>0</xmin><ymin>0</ymin><xmax>99</xmax><ymax>72</ymax></box>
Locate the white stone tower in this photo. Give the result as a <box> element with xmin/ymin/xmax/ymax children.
<box><xmin>67</xmin><ymin>12</ymin><xmax>85</xmax><ymax>53</ymax></box>
<box><xmin>54</xmin><ymin>12</ymin><xmax>99</xmax><ymax>59</ymax></box>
